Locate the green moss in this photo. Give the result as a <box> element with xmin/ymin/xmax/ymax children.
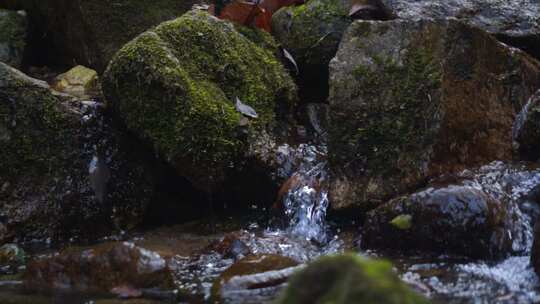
<box><xmin>103</xmin><ymin>10</ymin><xmax>297</xmax><ymax>187</ymax></box>
<box><xmin>276</xmin><ymin>253</ymin><xmax>429</xmax><ymax>304</ymax></box>
<box><xmin>330</xmin><ymin>44</ymin><xmax>441</xmax><ymax>177</ymax></box>
<box><xmin>1</xmin><ymin>64</ymin><xmax>77</xmax><ymax>181</ymax></box>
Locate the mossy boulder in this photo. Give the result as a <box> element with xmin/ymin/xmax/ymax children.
<box><xmin>0</xmin><ymin>0</ymin><xmax>200</xmax><ymax>72</ymax></box>
<box><xmin>0</xmin><ymin>9</ymin><xmax>27</xmax><ymax>68</ymax></box>
<box><xmin>103</xmin><ymin>10</ymin><xmax>297</xmax><ymax>192</ymax></box>
<box><xmin>362</xmin><ymin>185</ymin><xmax>520</xmax><ymax>258</ymax></box>
<box><xmin>514</xmin><ymin>90</ymin><xmax>540</xmax><ymax>160</ymax></box>
<box><xmin>0</xmin><ymin>62</ymin><xmax>157</xmax><ymax>243</ymax></box>
<box><xmin>24</xmin><ymin>242</ymin><xmax>174</xmax><ymax>293</ymax></box>
<box><xmin>276</xmin><ymin>253</ymin><xmax>429</xmax><ymax>304</ymax></box>
<box><xmin>328</xmin><ymin>19</ymin><xmax>540</xmax><ymax>211</ymax></box>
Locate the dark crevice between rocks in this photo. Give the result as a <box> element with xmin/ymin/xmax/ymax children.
<box><xmin>496</xmin><ymin>34</ymin><xmax>540</xmax><ymax>62</ymax></box>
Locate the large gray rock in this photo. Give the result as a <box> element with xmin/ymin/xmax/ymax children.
<box><xmin>328</xmin><ymin>19</ymin><xmax>540</xmax><ymax>211</ymax></box>
<box><xmin>0</xmin><ymin>62</ymin><xmax>157</xmax><ymax>243</ymax></box>
<box><xmin>379</xmin><ymin>0</ymin><xmax>540</xmax><ymax>59</ymax></box>
<box><xmin>0</xmin><ymin>9</ymin><xmax>26</xmax><ymax>68</ymax></box>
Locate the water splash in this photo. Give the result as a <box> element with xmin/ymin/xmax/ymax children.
<box><xmin>459</xmin><ymin>161</ymin><xmax>540</xmax><ymax>252</ymax></box>
<box><xmin>276</xmin><ymin>144</ymin><xmax>329</xmax><ymax>244</ymax></box>
<box><xmin>512</xmin><ymin>90</ymin><xmax>540</xmax><ymax>149</ymax></box>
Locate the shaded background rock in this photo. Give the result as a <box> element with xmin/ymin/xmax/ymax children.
<box><xmin>328</xmin><ymin>19</ymin><xmax>540</xmax><ymax>211</ymax></box>
<box><xmin>379</xmin><ymin>0</ymin><xmax>540</xmax><ymax>60</ymax></box>
<box><xmin>103</xmin><ymin>10</ymin><xmax>298</xmax><ymax>206</ymax></box>
<box><xmin>271</xmin><ymin>0</ymin><xmax>352</xmax><ymax>103</ymax></box>
<box><xmin>0</xmin><ymin>62</ymin><xmax>160</xmax><ymax>243</ymax></box>
<box><xmin>0</xmin><ymin>9</ymin><xmax>26</xmax><ymax>69</ymax></box>
<box><xmin>276</xmin><ymin>253</ymin><xmax>429</xmax><ymax>304</ymax></box>
<box><xmin>0</xmin><ymin>0</ymin><xmax>200</xmax><ymax>72</ymax></box>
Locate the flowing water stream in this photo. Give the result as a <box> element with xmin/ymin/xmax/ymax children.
<box><xmin>3</xmin><ymin>141</ymin><xmax>540</xmax><ymax>303</ymax></box>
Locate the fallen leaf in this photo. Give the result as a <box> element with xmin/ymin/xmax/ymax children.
<box><xmin>216</xmin><ymin>0</ymin><xmax>305</xmax><ymax>31</ymax></box>
<box><xmin>219</xmin><ymin>1</ymin><xmax>264</xmax><ymax>26</ymax></box>
<box><xmin>235</xmin><ymin>97</ymin><xmax>258</xmax><ymax>118</ymax></box>
<box><xmin>281</xmin><ymin>48</ymin><xmax>299</xmax><ymax>75</ymax></box>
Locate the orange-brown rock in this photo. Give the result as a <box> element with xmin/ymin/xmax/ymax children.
<box><xmin>328</xmin><ymin>19</ymin><xmax>540</xmax><ymax>211</ymax></box>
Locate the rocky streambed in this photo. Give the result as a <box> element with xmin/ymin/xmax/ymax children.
<box><xmin>2</xmin><ymin>0</ymin><xmax>540</xmax><ymax>303</ymax></box>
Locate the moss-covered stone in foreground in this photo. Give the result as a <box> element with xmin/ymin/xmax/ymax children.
<box><xmin>276</xmin><ymin>253</ymin><xmax>429</xmax><ymax>304</ymax></box>
<box><xmin>103</xmin><ymin>10</ymin><xmax>297</xmax><ymax>190</ymax></box>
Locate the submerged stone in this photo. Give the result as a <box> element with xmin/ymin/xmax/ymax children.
<box><xmin>24</xmin><ymin>242</ymin><xmax>174</xmax><ymax>293</ymax></box>
<box><xmin>103</xmin><ymin>10</ymin><xmax>297</xmax><ymax>193</ymax></box>
<box><xmin>211</xmin><ymin>254</ymin><xmax>299</xmax><ymax>303</ymax></box>
<box><xmin>276</xmin><ymin>253</ymin><xmax>429</xmax><ymax>304</ymax></box>
<box><xmin>328</xmin><ymin>19</ymin><xmax>540</xmax><ymax>211</ymax></box>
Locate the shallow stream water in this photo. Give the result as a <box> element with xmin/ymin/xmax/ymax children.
<box><xmin>2</xmin><ymin>144</ymin><xmax>540</xmax><ymax>303</ymax></box>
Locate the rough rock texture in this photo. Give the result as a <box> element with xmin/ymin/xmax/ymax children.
<box><xmin>328</xmin><ymin>19</ymin><xmax>540</xmax><ymax>211</ymax></box>
<box><xmin>276</xmin><ymin>253</ymin><xmax>429</xmax><ymax>304</ymax></box>
<box><xmin>362</xmin><ymin>185</ymin><xmax>520</xmax><ymax>258</ymax></box>
<box><xmin>0</xmin><ymin>9</ymin><xmax>26</xmax><ymax>68</ymax></box>
<box><xmin>24</xmin><ymin>242</ymin><xmax>173</xmax><ymax>292</ymax></box>
<box><xmin>0</xmin><ymin>0</ymin><xmax>200</xmax><ymax>72</ymax></box>
<box><xmin>0</xmin><ymin>62</ymin><xmax>156</xmax><ymax>243</ymax></box>
<box><xmin>103</xmin><ymin>10</ymin><xmax>298</xmax><ymax>193</ymax></box>
<box><xmin>514</xmin><ymin>90</ymin><xmax>540</xmax><ymax>160</ymax></box>
<box><xmin>379</xmin><ymin>0</ymin><xmax>540</xmax><ymax>59</ymax></box>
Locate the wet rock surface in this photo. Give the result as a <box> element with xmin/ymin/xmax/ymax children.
<box><xmin>24</xmin><ymin>242</ymin><xmax>173</xmax><ymax>293</ymax></box>
<box><xmin>328</xmin><ymin>18</ymin><xmax>540</xmax><ymax>211</ymax></box>
<box><xmin>379</xmin><ymin>0</ymin><xmax>540</xmax><ymax>59</ymax></box>
<box><xmin>103</xmin><ymin>9</ymin><xmax>297</xmax><ymax>196</ymax></box>
<box><xmin>363</xmin><ymin>185</ymin><xmax>516</xmax><ymax>258</ymax></box>
<box><xmin>364</xmin><ymin>161</ymin><xmax>540</xmax><ymax>259</ymax></box>
<box><xmin>0</xmin><ymin>62</ymin><xmax>157</xmax><ymax>243</ymax></box>
<box><xmin>211</xmin><ymin>254</ymin><xmax>299</xmax><ymax>303</ymax></box>
<box><xmin>0</xmin><ymin>9</ymin><xmax>26</xmax><ymax>68</ymax></box>
<box><xmin>276</xmin><ymin>253</ymin><xmax>429</xmax><ymax>304</ymax></box>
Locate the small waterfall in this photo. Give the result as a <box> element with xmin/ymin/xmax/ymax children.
<box><xmin>275</xmin><ymin>144</ymin><xmax>329</xmax><ymax>244</ymax></box>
